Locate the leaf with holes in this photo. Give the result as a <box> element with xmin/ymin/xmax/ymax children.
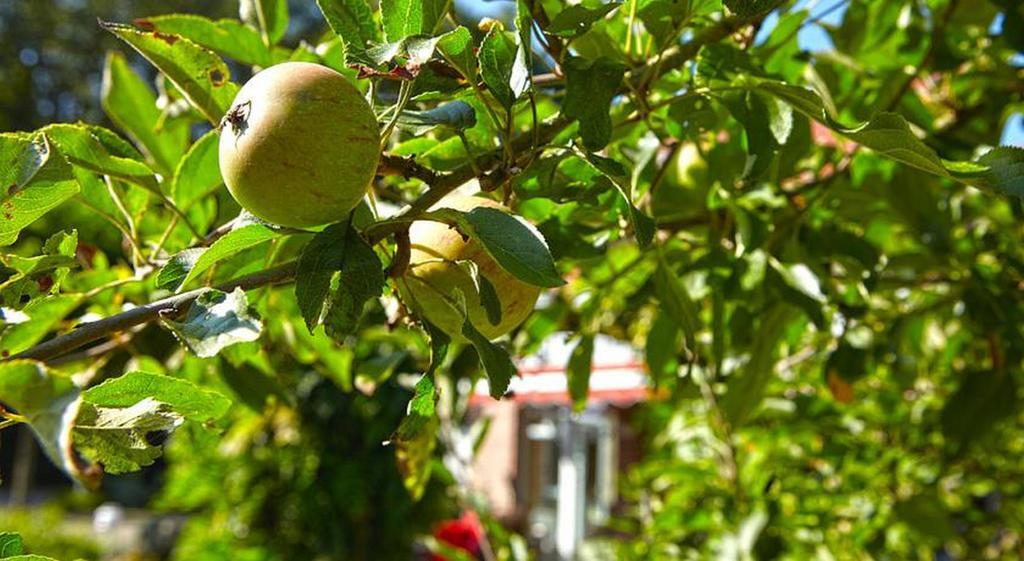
<box><xmin>101</xmin><ymin>20</ymin><xmax>239</xmax><ymax>125</ymax></box>
<box><xmin>83</xmin><ymin>371</ymin><xmax>232</xmax><ymax>423</ymax></box>
<box><xmin>0</xmin><ymin>134</ymin><xmax>80</xmax><ymax>247</ymax></box>
<box><xmin>161</xmin><ymin>287</ymin><xmax>263</xmax><ymax>358</ymax></box>
<box><xmin>133</xmin><ymin>14</ymin><xmax>274</xmax><ymax>66</ymax></box>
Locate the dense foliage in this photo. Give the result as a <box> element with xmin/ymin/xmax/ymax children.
<box><xmin>1</xmin><ymin>0</ymin><xmax>1023</xmax><ymax>559</ymax></box>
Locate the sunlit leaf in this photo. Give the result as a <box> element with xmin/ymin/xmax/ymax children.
<box><xmin>0</xmin><ymin>134</ymin><xmax>80</xmax><ymax>247</ymax></box>
<box><xmin>101</xmin><ymin>20</ymin><xmax>239</xmax><ymax>125</ymax></box>
<box><xmin>562</xmin><ymin>56</ymin><xmax>626</xmax><ymax>151</ymax></box>
<box><xmin>162</xmin><ymin>288</ymin><xmax>263</xmax><ymax>357</ymax></box>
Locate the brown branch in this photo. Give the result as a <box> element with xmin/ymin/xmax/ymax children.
<box><xmin>47</xmin><ymin>325</ymin><xmax>145</xmax><ymax>367</ymax></box>
<box><xmin>388</xmin><ymin>229</ymin><xmax>411</xmax><ymax>278</ymax></box>
<box><xmin>9</xmin><ymin>261</ymin><xmax>297</xmax><ymax>363</ymax></box>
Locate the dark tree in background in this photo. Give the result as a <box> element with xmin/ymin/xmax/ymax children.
<box><xmin>0</xmin><ymin>1</ymin><xmax>331</xmax><ymax>131</ymax></box>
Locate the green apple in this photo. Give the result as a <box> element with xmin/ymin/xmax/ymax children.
<box><xmin>650</xmin><ymin>142</ymin><xmax>710</xmax><ymax>223</ymax></box>
<box><xmin>218</xmin><ymin>62</ymin><xmax>380</xmax><ymax>228</ymax></box>
<box><xmin>399</xmin><ymin>195</ymin><xmax>541</xmax><ymax>340</ymax></box>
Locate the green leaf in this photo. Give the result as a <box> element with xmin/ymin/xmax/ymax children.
<box><xmin>393</xmin><ymin>373</ymin><xmax>439</xmax><ymax>442</ymax></box>
<box><xmin>0</xmin><ymin>295</ymin><xmax>81</xmax><ymax>356</ymax></box>
<box><xmin>388</xmin><ymin>326</ymin><xmax>447</xmax><ymax>495</ymax></box>
<box><xmin>102</xmin><ymin>51</ymin><xmax>189</xmax><ymax>177</ymax></box>
<box><xmin>653</xmin><ymin>259</ymin><xmax>701</xmax><ymax>347</ymax></box>
<box><xmin>315</xmin><ymin>0</ymin><xmax>380</xmax><ymax>62</ymax></box>
<box><xmin>638</xmin><ymin>0</ymin><xmax>719</xmax><ymax>47</ymax></box>
<box><xmin>394</xmin><ymin>393</ymin><xmax>437</xmax><ymax>501</ymax></box>
<box><xmin>101</xmin><ymin>20</ymin><xmax>239</xmax><ymax>126</ymax></box>
<box><xmin>219</xmin><ymin>363</ymin><xmax>288</xmax><ymax>411</ymax></box>
<box><xmin>162</xmin><ymin>288</ymin><xmax>263</xmax><ymax>358</ymax></box>
<box><xmin>171</xmin><ymin>129</ymin><xmax>221</xmax><ymax>210</ymax></box>
<box><xmin>134</xmin><ymin>14</ymin><xmax>274</xmax><ymax>66</ymax></box>
<box><xmin>1</xmin><ymin>230</ymin><xmax>78</xmax><ymax>304</ymax></box>
<box><xmin>437</xmin><ymin>26</ymin><xmax>477</xmax><ymax>81</ymax></box>
<box><xmin>73</xmin><ymin>398</ymin><xmax>182</xmax><ymax>474</ymax></box>
<box><xmin>83</xmin><ymin>371</ymin><xmax>231</xmax><ymax>422</ymax></box>
<box><xmin>839</xmin><ymin>112</ymin><xmax>947</xmax><ymax>177</ymax></box>
<box><xmin>719</xmin><ymin>91</ymin><xmax>791</xmax><ymax>181</ymax></box>
<box><xmin>666</xmin><ymin>94</ymin><xmax>717</xmax><ymax>140</ymax></box>
<box><xmin>361</xmin><ymin>35</ymin><xmax>444</xmax><ymax>68</ymax></box>
<box><xmin>645</xmin><ymin>312</ymin><xmax>681</xmax><ymax>379</ymax></box>
<box><xmin>584</xmin><ymin>153</ymin><xmax>655</xmax><ymax>247</ymax></box>
<box><xmin>751</xmin><ymin>79</ymin><xmax>1024</xmax><ymax>197</ymax></box>
<box><xmin>768</xmin><ymin>260</ymin><xmax>825</xmax><ymax>328</ymax></box>
<box><xmin>423</xmin><ymin>321</ymin><xmax>451</xmax><ymax>380</ymax></box>
<box><xmin>567</xmin><ymin>334</ymin><xmax>594</xmax><ymax>412</ymax></box>
<box><xmin>480</xmin><ymin>29</ymin><xmax>529</xmax><ymax>111</ymax></box>
<box><xmin>4</xmin><ymin>230</ymin><xmax>77</xmax><ymax>275</ymax></box>
<box><xmin>462</xmin><ymin>319</ymin><xmax>517</xmax><ymax>398</ymax></box>
<box><xmin>562</xmin><ymin>56</ymin><xmax>626</xmax><ymax>151</ymax></box>
<box><xmin>0</xmin><ymin>134</ymin><xmax>80</xmax><ymax>247</ymax></box>
<box><xmin>514</xmin><ymin>0</ymin><xmax>534</xmax><ymax>92</ymax></box>
<box><xmin>296</xmin><ymin>222</ymin><xmax>381</xmax><ymax>332</ymax></box>
<box><xmin>477</xmin><ymin>273</ymin><xmax>502</xmax><ymax>326</ymax></box>
<box><xmin>380</xmin><ymin>0</ymin><xmax>447</xmax><ymax>42</ymax></box>
<box><xmin>547</xmin><ymin>1</ymin><xmax>622</xmax><ymax>38</ymax></box>
<box><xmin>893</xmin><ymin>493</ymin><xmax>956</xmax><ymax>541</ymax></box>
<box><xmin>0</xmin><ymin>360</ymin><xmax>76</xmax><ymax>417</ymax></box>
<box><xmin>458</xmin><ymin>206</ymin><xmax>564</xmax><ymax>288</ymax></box>
<box><xmin>42</xmin><ymin>124</ymin><xmax>158</xmax><ymax>191</ymax></box>
<box><xmin>940</xmin><ymin>370</ymin><xmax>1017</xmax><ymax>453</ymax></box>
<box><xmin>296</xmin><ymin>224</ymin><xmax>346</xmax><ymax>330</ymax></box>
<box><xmin>454</xmin><ymin>259</ymin><xmax>504</xmax><ymax>326</ymax></box>
<box><xmin>240</xmin><ymin>0</ymin><xmax>289</xmax><ymax>44</ymax></box>
<box><xmin>6</xmin><ymin>556</ymin><xmax>60</xmax><ymax>561</ymax></box>
<box><xmin>397</xmin><ymin>101</ymin><xmax>477</xmax><ymax>132</ymax></box>
<box><xmin>0</xmin><ymin>533</ymin><xmax>24</xmax><ymax>557</ymax></box>
<box><xmin>723</xmin><ymin>0</ymin><xmax>777</xmax><ymax>17</ymax></box>
<box><xmin>0</xmin><ymin>360</ymin><xmax>85</xmax><ymax>485</ymax></box>
<box><xmin>947</xmin><ymin>146</ymin><xmax>1024</xmax><ymax>197</ymax></box>
<box><xmin>322</xmin><ymin>230</ymin><xmax>385</xmax><ymax>340</ymax></box>
<box><xmin>156</xmin><ymin>248</ymin><xmax>205</xmax><ymax>291</ymax></box>
<box><xmin>159</xmin><ymin>224</ymin><xmax>278</xmax><ymax>291</ymax></box>
<box><xmin>721</xmin><ymin>305</ymin><xmax>792</xmax><ymax>426</ymax></box>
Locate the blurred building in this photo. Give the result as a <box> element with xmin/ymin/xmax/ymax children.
<box><xmin>470</xmin><ymin>334</ymin><xmax>650</xmax><ymax>560</ymax></box>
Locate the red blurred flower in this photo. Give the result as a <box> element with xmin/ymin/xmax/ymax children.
<box><xmin>430</xmin><ymin>511</ymin><xmax>484</xmax><ymax>561</ymax></box>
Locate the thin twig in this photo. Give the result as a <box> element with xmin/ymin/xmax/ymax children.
<box><xmin>378</xmin><ymin>154</ymin><xmax>441</xmax><ymax>185</ymax></box>
<box><xmin>48</xmin><ymin>325</ymin><xmax>144</xmax><ymax>367</ymax></box>
<box><xmin>388</xmin><ymin>229</ymin><xmax>412</xmax><ymax>278</ymax></box>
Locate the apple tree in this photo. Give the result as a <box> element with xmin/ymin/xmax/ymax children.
<box><xmin>1</xmin><ymin>0</ymin><xmax>1023</xmax><ymax>559</ymax></box>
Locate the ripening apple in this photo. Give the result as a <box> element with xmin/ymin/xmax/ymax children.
<box><xmin>650</xmin><ymin>142</ymin><xmax>709</xmax><ymax>223</ymax></box>
<box><xmin>218</xmin><ymin>62</ymin><xmax>380</xmax><ymax>228</ymax></box>
<box><xmin>399</xmin><ymin>195</ymin><xmax>541</xmax><ymax>340</ymax></box>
